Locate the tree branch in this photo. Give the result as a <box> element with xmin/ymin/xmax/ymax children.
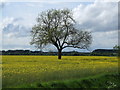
<box><xmin>61</xmin><ymin>21</ymin><xmax>69</xmax><ymax>47</ymax></box>
<box><xmin>62</xmin><ymin>45</ymin><xmax>87</xmax><ymax>49</ymax></box>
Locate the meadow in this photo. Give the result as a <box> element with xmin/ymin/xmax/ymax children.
<box><xmin>2</xmin><ymin>55</ymin><xmax>118</xmax><ymax>88</ymax></box>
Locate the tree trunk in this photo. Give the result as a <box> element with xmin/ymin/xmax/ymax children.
<box><xmin>58</xmin><ymin>49</ymin><xmax>62</xmax><ymax>59</ymax></box>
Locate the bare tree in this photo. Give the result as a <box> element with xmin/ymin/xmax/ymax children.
<box><xmin>30</xmin><ymin>9</ymin><xmax>92</xmax><ymax>59</ymax></box>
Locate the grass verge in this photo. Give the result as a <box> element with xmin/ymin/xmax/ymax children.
<box><xmin>10</xmin><ymin>72</ymin><xmax>120</xmax><ymax>89</ymax></box>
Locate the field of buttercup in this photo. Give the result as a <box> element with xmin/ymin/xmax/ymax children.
<box><xmin>2</xmin><ymin>56</ymin><xmax>118</xmax><ymax>88</ymax></box>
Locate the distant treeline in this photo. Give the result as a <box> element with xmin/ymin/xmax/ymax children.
<box><xmin>0</xmin><ymin>49</ymin><xmax>118</xmax><ymax>56</ymax></box>
<box><xmin>92</xmin><ymin>49</ymin><xmax>117</xmax><ymax>56</ymax></box>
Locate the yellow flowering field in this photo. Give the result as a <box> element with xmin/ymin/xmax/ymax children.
<box><xmin>2</xmin><ymin>55</ymin><xmax>118</xmax><ymax>88</ymax></box>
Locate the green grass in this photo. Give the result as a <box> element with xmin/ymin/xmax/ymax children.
<box><xmin>2</xmin><ymin>55</ymin><xmax>119</xmax><ymax>88</ymax></box>
<box><xmin>15</xmin><ymin>72</ymin><xmax>120</xmax><ymax>88</ymax></box>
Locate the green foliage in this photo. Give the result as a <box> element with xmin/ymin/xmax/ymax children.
<box><xmin>113</xmin><ymin>45</ymin><xmax>120</xmax><ymax>50</ymax></box>
<box><xmin>113</xmin><ymin>45</ymin><xmax>120</xmax><ymax>57</ymax></box>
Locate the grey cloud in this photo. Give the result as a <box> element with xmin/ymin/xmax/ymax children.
<box><xmin>73</xmin><ymin>1</ymin><xmax>118</xmax><ymax>32</ymax></box>
<box><xmin>0</xmin><ymin>2</ymin><xmax>4</xmax><ymax>9</ymax></box>
<box><xmin>2</xmin><ymin>44</ymin><xmax>34</xmax><ymax>50</ymax></box>
<box><xmin>2</xmin><ymin>17</ymin><xmax>33</xmax><ymax>50</ymax></box>
<box><xmin>2</xmin><ymin>18</ymin><xmax>31</xmax><ymax>37</ymax></box>
<box><xmin>0</xmin><ymin>2</ymin><xmax>11</xmax><ymax>9</ymax></box>
<box><xmin>72</xmin><ymin>1</ymin><xmax>118</xmax><ymax>50</ymax></box>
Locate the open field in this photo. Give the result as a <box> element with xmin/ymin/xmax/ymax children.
<box><xmin>2</xmin><ymin>56</ymin><xmax>118</xmax><ymax>88</ymax></box>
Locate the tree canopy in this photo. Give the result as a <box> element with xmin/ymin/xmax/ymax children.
<box><xmin>31</xmin><ymin>9</ymin><xmax>92</xmax><ymax>59</ymax></box>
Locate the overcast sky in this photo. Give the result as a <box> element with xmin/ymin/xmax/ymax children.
<box><xmin>0</xmin><ymin>0</ymin><xmax>118</xmax><ymax>52</ymax></box>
